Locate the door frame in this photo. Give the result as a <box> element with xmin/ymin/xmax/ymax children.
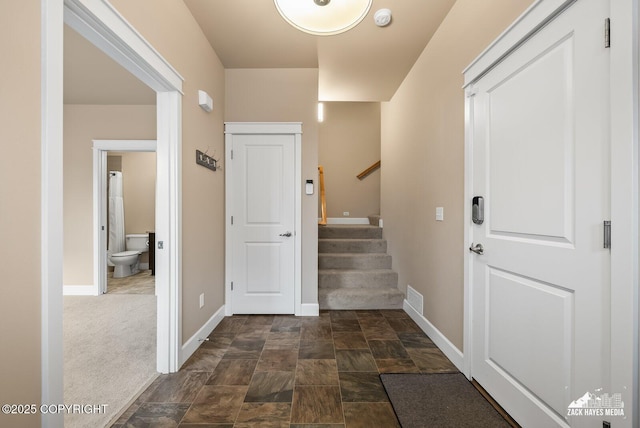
<box><xmin>93</xmin><ymin>140</ymin><xmax>157</xmax><ymax>296</ymax></box>
<box><xmin>462</xmin><ymin>0</ymin><xmax>639</xmax><ymax>426</ymax></box>
<box><xmin>224</xmin><ymin>122</ymin><xmax>303</xmax><ymax>316</ymax></box>
<box><xmin>42</xmin><ymin>1</ymin><xmax>183</xmax><ymax>425</ymax></box>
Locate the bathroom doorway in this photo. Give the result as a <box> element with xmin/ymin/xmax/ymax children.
<box><xmin>93</xmin><ymin>140</ymin><xmax>157</xmax><ymax>296</ymax></box>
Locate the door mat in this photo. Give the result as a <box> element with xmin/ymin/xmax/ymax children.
<box><xmin>380</xmin><ymin>373</ymin><xmax>512</xmax><ymax>428</ymax></box>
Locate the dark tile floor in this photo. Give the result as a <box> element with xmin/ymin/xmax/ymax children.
<box><xmin>112</xmin><ymin>309</ymin><xmax>458</xmax><ymax>427</ymax></box>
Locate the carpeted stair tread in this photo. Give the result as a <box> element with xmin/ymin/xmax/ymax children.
<box><xmin>319</xmin><ymin>287</ymin><xmax>404</xmax><ymax>310</ymax></box>
<box><xmin>318</xmin><ymin>223</ymin><xmax>404</xmax><ymax>310</ymax></box>
<box><xmin>319</xmin><ymin>238</ymin><xmax>387</xmax><ymax>254</ymax></box>
<box><xmin>319</xmin><ymin>253</ymin><xmax>392</xmax><ymax>270</ymax></box>
<box><xmin>319</xmin><ymin>269</ymin><xmax>399</xmax><ymax>289</ymax></box>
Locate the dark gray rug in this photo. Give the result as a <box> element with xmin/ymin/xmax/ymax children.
<box><xmin>380</xmin><ymin>373</ymin><xmax>512</xmax><ymax>428</ymax></box>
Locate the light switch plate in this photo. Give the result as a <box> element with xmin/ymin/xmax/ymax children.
<box><xmin>436</xmin><ymin>207</ymin><xmax>444</xmax><ymax>221</ymax></box>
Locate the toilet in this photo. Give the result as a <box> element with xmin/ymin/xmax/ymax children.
<box><xmin>109</xmin><ymin>233</ymin><xmax>149</xmax><ymax>278</ymax></box>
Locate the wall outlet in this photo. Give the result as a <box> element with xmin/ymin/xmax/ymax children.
<box><xmin>343</xmin><ymin>211</ymin><xmax>350</xmax><ymax>217</ymax></box>
<box><xmin>199</xmin><ymin>293</ymin><xmax>205</xmax><ymax>308</ymax></box>
<box><xmin>436</xmin><ymin>207</ymin><xmax>444</xmax><ymax>221</ymax></box>
<box><xmin>379</xmin><ymin>219</ymin><xmax>383</xmax><ymax>228</ymax></box>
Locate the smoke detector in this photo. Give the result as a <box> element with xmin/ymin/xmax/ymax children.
<box><xmin>374</xmin><ymin>8</ymin><xmax>392</xmax><ymax>27</ymax></box>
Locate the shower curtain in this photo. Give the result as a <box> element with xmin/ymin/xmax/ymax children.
<box><xmin>108</xmin><ymin>171</ymin><xmax>125</xmax><ymax>262</ymax></box>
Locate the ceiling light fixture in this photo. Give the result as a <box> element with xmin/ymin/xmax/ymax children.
<box><xmin>274</xmin><ymin>0</ymin><xmax>373</xmax><ymax>36</ymax></box>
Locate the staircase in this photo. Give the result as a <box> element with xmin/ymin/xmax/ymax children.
<box><xmin>318</xmin><ymin>225</ymin><xmax>404</xmax><ymax>310</ymax></box>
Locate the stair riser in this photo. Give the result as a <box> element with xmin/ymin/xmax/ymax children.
<box><xmin>319</xmin><ymin>254</ymin><xmax>392</xmax><ymax>270</ymax></box>
<box><xmin>319</xmin><ymin>271</ymin><xmax>398</xmax><ymax>289</ymax></box>
<box><xmin>317</xmin><ymin>224</ymin><xmax>401</xmax><ymax>311</ymax></box>
<box><xmin>318</xmin><ymin>226</ymin><xmax>382</xmax><ymax>239</ymax></box>
<box><xmin>319</xmin><ymin>289</ymin><xmax>404</xmax><ymax>310</ymax></box>
<box><xmin>319</xmin><ymin>240</ymin><xmax>387</xmax><ymax>254</ymax></box>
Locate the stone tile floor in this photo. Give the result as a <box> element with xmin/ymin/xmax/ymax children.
<box><xmin>107</xmin><ymin>270</ymin><xmax>155</xmax><ymax>295</ymax></box>
<box><xmin>112</xmin><ymin>309</ymin><xmax>459</xmax><ymax>427</ymax></box>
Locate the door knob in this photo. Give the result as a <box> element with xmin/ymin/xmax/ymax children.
<box><xmin>279</xmin><ymin>231</ymin><xmax>292</xmax><ymax>237</ymax></box>
<box><xmin>469</xmin><ymin>243</ymin><xmax>484</xmax><ymax>255</ymax></box>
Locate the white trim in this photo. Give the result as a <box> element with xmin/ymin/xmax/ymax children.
<box><xmin>224</xmin><ymin>122</ymin><xmax>303</xmax><ymax>316</ymax></box>
<box><xmin>300</xmin><ymin>303</ymin><xmax>320</xmax><ymax>316</ymax></box>
<box><xmin>224</xmin><ymin>132</ymin><xmax>233</xmax><ymax>317</ymax></box>
<box><xmin>463</xmin><ymin>0</ymin><xmax>575</xmax><ymax>88</ymax></box>
<box><xmin>41</xmin><ymin>1</ymin><xmax>64</xmax><ymax>426</ymax></box>
<box><xmin>324</xmin><ymin>217</ymin><xmax>370</xmax><ymax>225</ymax></box>
<box><xmin>93</xmin><ymin>140</ymin><xmax>157</xmax><ymax>296</ymax></box>
<box><xmin>180</xmin><ymin>304</ymin><xmax>226</xmax><ymax>367</ymax></box>
<box><xmin>610</xmin><ymin>1</ymin><xmax>639</xmax><ymax>427</ymax></box>
<box><xmin>403</xmin><ymin>300</ymin><xmax>464</xmax><ymax>372</ymax></box>
<box><xmin>294</xmin><ymin>131</ymin><xmax>303</xmax><ymax>316</ymax></box>
<box><xmin>462</xmin><ymin>86</ymin><xmax>474</xmax><ymax>380</ymax></box>
<box><xmin>94</xmin><ymin>139</ymin><xmax>157</xmax><ymax>151</ymax></box>
<box><xmin>156</xmin><ymin>91</ymin><xmax>183</xmax><ymax>373</ymax></box>
<box><xmin>63</xmin><ymin>285</ymin><xmax>99</xmax><ymax>296</ymax></box>
<box><xmin>225</xmin><ymin>122</ymin><xmax>302</xmax><ymax>135</ymax></box>
<box><xmin>94</xmin><ymin>148</ymin><xmax>106</xmax><ymax>294</ymax></box>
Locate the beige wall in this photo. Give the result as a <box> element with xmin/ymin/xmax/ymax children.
<box><xmin>319</xmin><ymin>102</ymin><xmax>380</xmax><ymax>219</ymax></box>
<box><xmin>63</xmin><ymin>105</ymin><xmax>156</xmax><ymax>285</ymax></box>
<box><xmin>225</xmin><ymin>68</ymin><xmax>319</xmax><ymax>305</ymax></box>
<box><xmin>120</xmin><ymin>152</ymin><xmax>156</xmax><ymax>237</ymax></box>
<box><xmin>381</xmin><ymin>0</ymin><xmax>535</xmax><ymax>350</ymax></box>
<box><xmin>0</xmin><ymin>2</ymin><xmax>41</xmax><ymax>426</ymax></box>
<box><xmin>110</xmin><ymin>0</ymin><xmax>226</xmax><ymax>341</ymax></box>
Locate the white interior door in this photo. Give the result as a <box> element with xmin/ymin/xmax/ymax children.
<box><xmin>469</xmin><ymin>1</ymin><xmax>611</xmax><ymax>426</ymax></box>
<box><xmin>230</xmin><ymin>133</ymin><xmax>296</xmax><ymax>314</ymax></box>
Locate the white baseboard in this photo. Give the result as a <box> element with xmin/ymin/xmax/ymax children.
<box><xmin>63</xmin><ymin>285</ymin><xmax>99</xmax><ymax>296</ymax></box>
<box><xmin>180</xmin><ymin>304</ymin><xmax>226</xmax><ymax>367</ymax></box>
<box><xmin>403</xmin><ymin>300</ymin><xmax>464</xmax><ymax>372</ymax></box>
<box><xmin>325</xmin><ymin>217</ymin><xmax>369</xmax><ymax>225</ymax></box>
<box><xmin>299</xmin><ymin>303</ymin><xmax>319</xmax><ymax>316</ymax></box>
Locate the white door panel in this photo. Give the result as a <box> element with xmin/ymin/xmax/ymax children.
<box><xmin>488</xmin><ymin>34</ymin><xmax>574</xmax><ymax>240</ymax></box>
<box><xmin>231</xmin><ymin>134</ymin><xmax>295</xmax><ymax>314</ymax></box>
<box><xmin>469</xmin><ymin>1</ymin><xmax>611</xmax><ymax>427</ymax></box>
<box><xmin>486</xmin><ymin>268</ymin><xmax>573</xmax><ymax>417</ymax></box>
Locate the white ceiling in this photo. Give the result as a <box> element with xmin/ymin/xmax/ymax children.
<box><xmin>64</xmin><ymin>0</ymin><xmax>456</xmax><ymax>104</ymax></box>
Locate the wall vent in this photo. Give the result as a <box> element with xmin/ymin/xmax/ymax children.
<box><xmin>406</xmin><ymin>285</ymin><xmax>423</xmax><ymax>315</ymax></box>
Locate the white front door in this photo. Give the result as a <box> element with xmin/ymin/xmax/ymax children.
<box><xmin>469</xmin><ymin>1</ymin><xmax>611</xmax><ymax>426</ymax></box>
<box><xmin>229</xmin><ymin>133</ymin><xmax>296</xmax><ymax>314</ymax></box>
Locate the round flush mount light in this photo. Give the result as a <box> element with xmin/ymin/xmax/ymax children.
<box><xmin>374</xmin><ymin>9</ymin><xmax>392</xmax><ymax>27</ymax></box>
<box><xmin>274</xmin><ymin>0</ymin><xmax>373</xmax><ymax>36</ymax></box>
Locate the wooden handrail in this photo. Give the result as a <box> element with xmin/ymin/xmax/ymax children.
<box><xmin>318</xmin><ymin>166</ymin><xmax>327</xmax><ymax>225</ymax></box>
<box><xmin>357</xmin><ymin>160</ymin><xmax>381</xmax><ymax>180</ymax></box>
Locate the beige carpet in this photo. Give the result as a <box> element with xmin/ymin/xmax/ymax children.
<box><xmin>63</xmin><ymin>294</ymin><xmax>157</xmax><ymax>428</ymax></box>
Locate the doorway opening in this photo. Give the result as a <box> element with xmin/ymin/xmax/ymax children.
<box><xmin>43</xmin><ymin>2</ymin><xmax>184</xmax><ymax>425</ymax></box>
<box><xmin>93</xmin><ymin>140</ymin><xmax>157</xmax><ymax>296</ymax></box>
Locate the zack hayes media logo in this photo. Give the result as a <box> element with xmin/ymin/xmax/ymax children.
<box><xmin>567</xmin><ymin>390</ymin><xmax>625</xmax><ymax>417</ymax></box>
